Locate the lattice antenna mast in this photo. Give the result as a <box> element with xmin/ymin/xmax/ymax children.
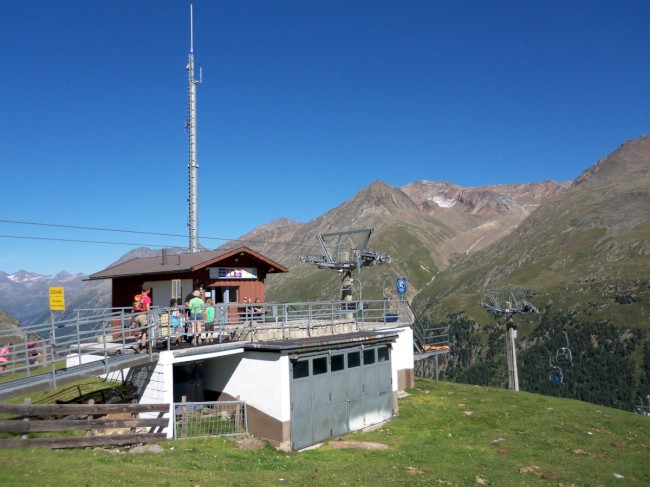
<box><xmin>480</xmin><ymin>288</ymin><xmax>538</xmax><ymax>392</ymax></box>
<box><xmin>187</xmin><ymin>4</ymin><xmax>203</xmax><ymax>252</ymax></box>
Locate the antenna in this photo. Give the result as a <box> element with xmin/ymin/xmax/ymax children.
<box><xmin>186</xmin><ymin>4</ymin><xmax>202</xmax><ymax>252</ymax></box>
<box><xmin>190</xmin><ymin>4</ymin><xmax>194</xmax><ymax>53</ymax></box>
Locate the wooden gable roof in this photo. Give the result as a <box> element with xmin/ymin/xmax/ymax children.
<box><xmin>87</xmin><ymin>246</ymin><xmax>288</xmax><ymax>280</ymax></box>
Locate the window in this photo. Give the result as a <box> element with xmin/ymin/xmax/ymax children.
<box><xmin>293</xmin><ymin>360</ymin><xmax>309</xmax><ymax>379</ymax></box>
<box><xmin>348</xmin><ymin>351</ymin><xmax>361</xmax><ymax>368</ymax></box>
<box><xmin>171</xmin><ymin>279</ymin><xmax>182</xmax><ymax>301</ymax></box>
<box><xmin>363</xmin><ymin>349</ymin><xmax>376</xmax><ymax>365</ymax></box>
<box><xmin>378</xmin><ymin>346</ymin><xmax>389</xmax><ymax>362</ymax></box>
<box><xmin>313</xmin><ymin>357</ymin><xmax>328</xmax><ymax>375</ymax></box>
<box><xmin>331</xmin><ymin>354</ymin><xmax>344</xmax><ymax>372</ymax></box>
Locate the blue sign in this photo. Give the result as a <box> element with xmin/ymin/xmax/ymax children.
<box><xmin>396</xmin><ymin>278</ymin><xmax>407</xmax><ymax>295</ymax></box>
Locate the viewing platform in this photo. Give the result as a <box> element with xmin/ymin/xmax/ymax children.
<box><xmin>0</xmin><ymin>299</ymin><xmax>447</xmax><ymax>400</ymax></box>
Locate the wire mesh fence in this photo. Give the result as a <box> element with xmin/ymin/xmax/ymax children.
<box><xmin>173</xmin><ymin>400</ymin><xmax>247</xmax><ymax>439</ymax></box>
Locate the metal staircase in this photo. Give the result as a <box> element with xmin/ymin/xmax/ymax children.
<box><xmin>407</xmin><ymin>301</ymin><xmax>450</xmax><ymax>359</ymax></box>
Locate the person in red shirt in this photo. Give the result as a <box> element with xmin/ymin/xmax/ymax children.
<box><xmin>133</xmin><ymin>287</ymin><xmax>152</xmax><ymax>353</ymax></box>
<box><xmin>0</xmin><ymin>343</ymin><xmax>11</xmax><ymax>371</ymax></box>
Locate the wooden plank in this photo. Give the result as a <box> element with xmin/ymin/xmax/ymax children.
<box><xmin>0</xmin><ymin>418</ymin><xmax>169</xmax><ymax>433</ymax></box>
<box><xmin>0</xmin><ymin>433</ymin><xmax>168</xmax><ymax>449</ymax></box>
<box><xmin>0</xmin><ymin>403</ymin><xmax>169</xmax><ymax>416</ymax></box>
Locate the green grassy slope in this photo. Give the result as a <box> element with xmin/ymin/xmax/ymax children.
<box><xmin>1</xmin><ymin>379</ymin><xmax>648</xmax><ymax>486</ymax></box>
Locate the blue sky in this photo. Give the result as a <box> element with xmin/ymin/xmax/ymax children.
<box><xmin>1</xmin><ymin>0</ymin><xmax>648</xmax><ymax>276</ymax></box>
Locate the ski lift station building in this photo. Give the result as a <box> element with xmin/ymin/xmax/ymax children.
<box><xmin>88</xmin><ymin>247</ymin><xmax>416</xmax><ymax>450</ymax></box>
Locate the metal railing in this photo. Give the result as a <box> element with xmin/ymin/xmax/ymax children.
<box><xmin>0</xmin><ymin>300</ymin><xmax>413</xmax><ymax>387</ymax></box>
<box><xmin>406</xmin><ymin>301</ymin><xmax>449</xmax><ymax>354</ymax></box>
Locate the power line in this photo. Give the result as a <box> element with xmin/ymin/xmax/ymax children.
<box><xmin>0</xmin><ymin>234</ymin><xmax>311</xmax><ymax>265</ymax></box>
<box><xmin>0</xmin><ymin>218</ymin><xmax>322</xmax><ymax>251</ymax></box>
<box><xmin>0</xmin><ymin>234</ymin><xmax>170</xmax><ymax>248</ymax></box>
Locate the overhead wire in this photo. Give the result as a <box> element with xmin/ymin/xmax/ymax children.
<box><xmin>0</xmin><ymin>218</ymin><xmax>323</xmax><ymax>255</ymax></box>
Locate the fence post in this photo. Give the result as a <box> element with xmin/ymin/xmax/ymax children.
<box><xmin>181</xmin><ymin>395</ymin><xmax>188</xmax><ymax>438</ymax></box>
<box><xmin>86</xmin><ymin>399</ymin><xmax>95</xmax><ymax>437</ymax></box>
<box><xmin>130</xmin><ymin>399</ymin><xmax>138</xmax><ymax>435</ymax></box>
<box><xmin>234</xmin><ymin>395</ymin><xmax>242</xmax><ymax>433</ymax></box>
<box><xmin>21</xmin><ymin>398</ymin><xmax>31</xmax><ymax>439</ymax></box>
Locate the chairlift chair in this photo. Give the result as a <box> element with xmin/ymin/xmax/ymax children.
<box><xmin>556</xmin><ymin>331</ymin><xmax>573</xmax><ymax>366</ymax></box>
<box><xmin>548</xmin><ymin>355</ymin><xmax>564</xmax><ymax>383</ymax></box>
<box><xmin>549</xmin><ymin>367</ymin><xmax>564</xmax><ymax>383</ymax></box>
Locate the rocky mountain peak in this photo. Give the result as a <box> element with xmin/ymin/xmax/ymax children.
<box><xmin>573</xmin><ymin>134</ymin><xmax>650</xmax><ymax>189</ymax></box>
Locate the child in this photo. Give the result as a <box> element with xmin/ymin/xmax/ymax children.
<box><xmin>204</xmin><ymin>298</ymin><xmax>215</xmax><ymax>343</ymax></box>
<box><xmin>169</xmin><ymin>299</ymin><xmax>182</xmax><ymax>346</ymax></box>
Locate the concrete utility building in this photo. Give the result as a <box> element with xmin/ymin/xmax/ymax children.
<box><xmin>88</xmin><ymin>248</ymin><xmax>415</xmax><ymax>450</ymax></box>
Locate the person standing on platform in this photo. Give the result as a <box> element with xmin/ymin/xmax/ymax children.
<box><xmin>204</xmin><ymin>298</ymin><xmax>215</xmax><ymax>343</ymax></box>
<box><xmin>133</xmin><ymin>287</ymin><xmax>152</xmax><ymax>353</ymax></box>
<box><xmin>188</xmin><ymin>290</ymin><xmax>205</xmax><ymax>346</ymax></box>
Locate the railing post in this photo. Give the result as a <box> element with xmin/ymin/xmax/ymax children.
<box><xmin>121</xmin><ymin>309</ymin><xmax>128</xmax><ymax>351</ymax></box>
<box><xmin>307</xmin><ymin>303</ymin><xmax>312</xmax><ymax>337</ymax></box>
<box><xmin>23</xmin><ymin>332</ymin><xmax>30</xmax><ymax>378</ymax></box>
<box><xmin>49</xmin><ymin>316</ymin><xmax>57</xmax><ymax>387</ymax></box>
<box><xmin>102</xmin><ymin>319</ymin><xmax>109</xmax><ymax>375</ymax></box>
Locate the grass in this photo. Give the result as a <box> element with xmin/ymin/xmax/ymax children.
<box><xmin>1</xmin><ymin>378</ymin><xmax>649</xmax><ymax>486</ymax></box>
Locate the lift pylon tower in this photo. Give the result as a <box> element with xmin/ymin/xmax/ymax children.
<box><xmin>480</xmin><ymin>288</ymin><xmax>538</xmax><ymax>391</ymax></box>
<box><xmin>299</xmin><ymin>229</ymin><xmax>391</xmax><ymax>304</ymax></box>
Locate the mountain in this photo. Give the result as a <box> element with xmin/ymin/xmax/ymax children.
<box><xmin>401</xmin><ymin>179</ymin><xmax>569</xmax><ymax>261</ymax></box>
<box><xmin>414</xmin><ymin>134</ymin><xmax>650</xmax><ymax>326</ymax></box>
<box><xmin>0</xmin><ymin>271</ymin><xmax>110</xmax><ymax>325</ymax></box>
<box><xmin>237</xmin><ymin>181</ymin><xmax>457</xmax><ymax>302</ymax></box>
<box><xmin>250</xmin><ymin>178</ymin><xmax>568</xmax><ymax>303</ymax></box>
<box><xmin>410</xmin><ymin>135</ymin><xmax>650</xmax><ymax>410</ymax></box>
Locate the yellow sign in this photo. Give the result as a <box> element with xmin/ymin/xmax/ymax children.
<box><xmin>49</xmin><ymin>287</ymin><xmax>65</xmax><ymax>311</ymax></box>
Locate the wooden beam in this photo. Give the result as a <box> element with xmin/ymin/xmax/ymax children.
<box><xmin>0</xmin><ymin>403</ymin><xmax>169</xmax><ymax>416</ymax></box>
<box><xmin>0</xmin><ymin>418</ymin><xmax>169</xmax><ymax>433</ymax></box>
<box><xmin>0</xmin><ymin>433</ymin><xmax>167</xmax><ymax>449</ymax></box>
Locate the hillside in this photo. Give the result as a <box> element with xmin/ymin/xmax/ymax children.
<box><xmin>0</xmin><ymin>271</ymin><xmax>111</xmax><ymax>325</ymax></box>
<box><xmin>401</xmin><ymin>179</ymin><xmax>569</xmax><ymax>260</ymax></box>
<box><xmin>1</xmin><ymin>379</ymin><xmax>648</xmax><ymax>486</ymax></box>
<box><xmin>252</xmin><ymin>179</ymin><xmax>565</xmax><ymax>303</ymax></box>
<box><xmin>414</xmin><ymin>135</ymin><xmax>650</xmax><ymax>326</ymax></box>
<box><xmin>412</xmin><ymin>135</ymin><xmax>650</xmax><ymax>409</ymax></box>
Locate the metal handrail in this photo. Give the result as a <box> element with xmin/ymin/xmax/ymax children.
<box><xmin>406</xmin><ymin>301</ymin><xmax>449</xmax><ymax>353</ymax></box>
<box><xmin>0</xmin><ymin>300</ymin><xmax>413</xmax><ymax>389</ymax></box>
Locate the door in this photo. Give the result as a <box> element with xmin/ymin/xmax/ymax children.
<box><xmin>290</xmin><ymin>345</ymin><xmax>394</xmax><ymax>449</ymax></box>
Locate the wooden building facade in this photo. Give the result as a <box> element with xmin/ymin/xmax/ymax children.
<box><xmin>87</xmin><ymin>246</ymin><xmax>288</xmax><ymax>309</ymax></box>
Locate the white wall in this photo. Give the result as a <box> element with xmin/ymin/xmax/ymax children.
<box><xmin>388</xmin><ymin>326</ymin><xmax>414</xmax><ymax>391</ymax></box>
<box><xmin>203</xmin><ymin>351</ymin><xmax>291</xmax><ymax>422</ymax></box>
<box><xmin>139</xmin><ymin>351</ymin><xmax>175</xmax><ymax>438</ymax></box>
<box><xmin>144</xmin><ymin>279</ymin><xmax>193</xmax><ymax>308</ymax></box>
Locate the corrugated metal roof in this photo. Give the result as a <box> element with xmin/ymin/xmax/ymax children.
<box><xmin>88</xmin><ymin>246</ymin><xmax>288</xmax><ymax>280</ymax></box>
